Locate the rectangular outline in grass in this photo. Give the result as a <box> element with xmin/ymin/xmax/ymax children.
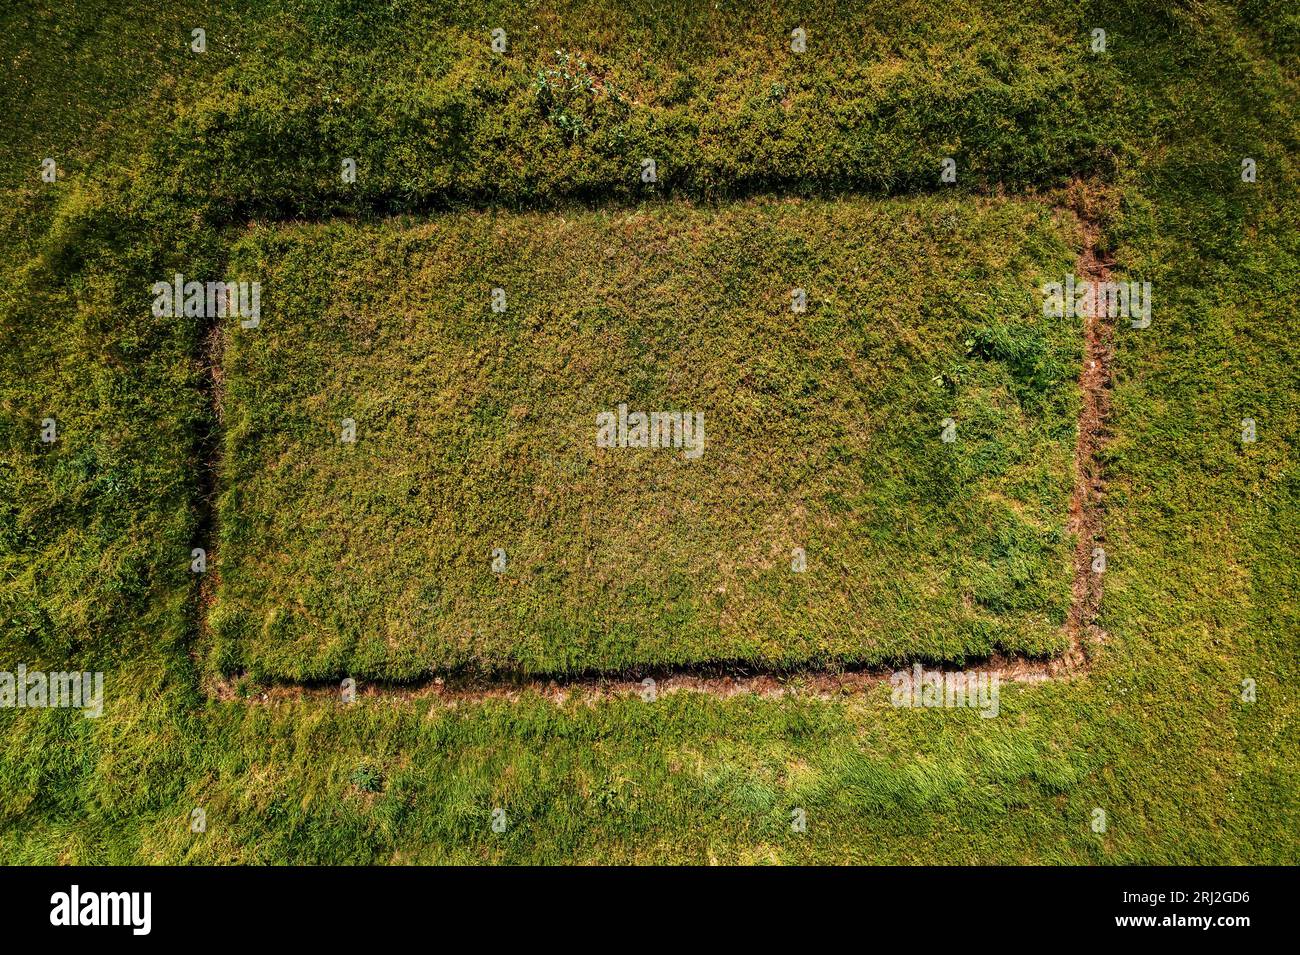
<box><xmin>199</xmin><ymin>189</ymin><xmax>1114</xmax><ymax>700</ymax></box>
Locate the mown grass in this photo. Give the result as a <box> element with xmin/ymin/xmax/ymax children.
<box><xmin>211</xmin><ymin>197</ymin><xmax>1078</xmax><ymax>680</ymax></box>
<box><xmin>0</xmin><ymin>0</ymin><xmax>1296</xmax><ymax>864</ymax></box>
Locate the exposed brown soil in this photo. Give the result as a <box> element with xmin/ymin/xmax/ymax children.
<box><xmin>213</xmin><ymin>652</ymin><xmax>1068</xmax><ymax>707</ymax></box>
<box><xmin>1061</xmin><ymin>179</ymin><xmax>1116</xmax><ymax>669</ymax></box>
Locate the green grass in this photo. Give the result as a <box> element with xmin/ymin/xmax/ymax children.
<box><xmin>0</xmin><ymin>0</ymin><xmax>1296</xmax><ymax>865</ymax></box>
<box><xmin>149</xmin><ymin>1</ymin><xmax>1122</xmax><ymax>216</ymax></box>
<box><xmin>211</xmin><ymin>197</ymin><xmax>1078</xmax><ymax>680</ymax></box>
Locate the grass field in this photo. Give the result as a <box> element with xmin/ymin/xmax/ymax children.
<box><xmin>0</xmin><ymin>0</ymin><xmax>1297</xmax><ymax>864</ymax></box>
<box><xmin>211</xmin><ymin>197</ymin><xmax>1079</xmax><ymax>680</ymax></box>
